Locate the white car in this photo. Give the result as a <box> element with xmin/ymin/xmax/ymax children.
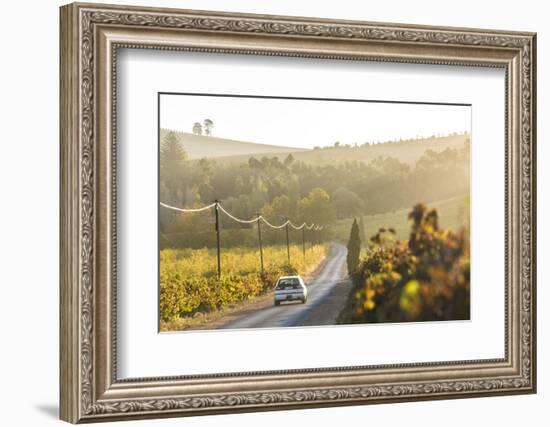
<box><xmin>274</xmin><ymin>276</ymin><xmax>308</xmax><ymax>306</ymax></box>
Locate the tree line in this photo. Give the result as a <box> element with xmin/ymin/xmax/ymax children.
<box><xmin>160</xmin><ymin>131</ymin><xmax>469</xmax><ymax>249</ymax></box>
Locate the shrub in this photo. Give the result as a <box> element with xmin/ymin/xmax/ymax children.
<box><xmin>351</xmin><ymin>203</ymin><xmax>469</xmax><ymax>323</ymax></box>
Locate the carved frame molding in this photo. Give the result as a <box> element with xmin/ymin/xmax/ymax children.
<box><xmin>60</xmin><ymin>2</ymin><xmax>536</xmax><ymax>423</ymax></box>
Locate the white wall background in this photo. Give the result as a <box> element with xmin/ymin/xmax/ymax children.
<box><xmin>0</xmin><ymin>0</ymin><xmax>545</xmax><ymax>425</ymax></box>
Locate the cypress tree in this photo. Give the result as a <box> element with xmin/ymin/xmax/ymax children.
<box><xmin>358</xmin><ymin>215</ymin><xmax>366</xmax><ymax>245</ymax></box>
<box><xmin>347</xmin><ymin>218</ymin><xmax>362</xmax><ymax>275</ymax></box>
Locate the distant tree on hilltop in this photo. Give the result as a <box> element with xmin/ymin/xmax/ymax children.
<box><xmin>203</xmin><ymin>119</ymin><xmax>214</xmax><ymax>136</ymax></box>
<box><xmin>192</xmin><ymin>122</ymin><xmax>203</xmax><ymax>135</ymax></box>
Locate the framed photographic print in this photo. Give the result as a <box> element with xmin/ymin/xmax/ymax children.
<box><xmin>60</xmin><ymin>2</ymin><xmax>537</xmax><ymax>423</ymax></box>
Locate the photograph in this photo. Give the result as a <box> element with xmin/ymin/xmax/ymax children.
<box><xmin>158</xmin><ymin>93</ymin><xmax>471</xmax><ymax>332</ymax></box>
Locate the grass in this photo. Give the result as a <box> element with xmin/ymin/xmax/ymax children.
<box><xmin>332</xmin><ymin>195</ymin><xmax>469</xmax><ymax>243</ymax></box>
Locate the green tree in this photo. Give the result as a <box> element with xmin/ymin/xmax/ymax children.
<box><xmin>222</xmin><ymin>194</ymin><xmax>253</xmax><ymax>229</ymax></box>
<box><xmin>160</xmin><ymin>131</ymin><xmax>187</xmax><ymax>203</ymax></box>
<box><xmin>332</xmin><ymin>187</ymin><xmax>364</xmax><ymax>219</ymax></box>
<box><xmin>298</xmin><ymin>188</ymin><xmax>336</xmax><ymax>225</ymax></box>
<box><xmin>196</xmin><ymin>158</ymin><xmax>214</xmax><ymax>202</ymax></box>
<box><xmin>283</xmin><ymin>153</ymin><xmax>295</xmax><ymax>167</ymax></box>
<box><xmin>358</xmin><ymin>215</ymin><xmax>366</xmax><ymax>245</ymax></box>
<box><xmin>346</xmin><ymin>218</ymin><xmax>361</xmax><ymax>275</ymax></box>
<box><xmin>262</xmin><ymin>194</ymin><xmax>295</xmax><ymax>222</ymax></box>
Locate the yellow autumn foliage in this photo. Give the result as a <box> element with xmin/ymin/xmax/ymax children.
<box><xmin>160</xmin><ymin>244</ymin><xmax>327</xmax><ymax>322</ymax></box>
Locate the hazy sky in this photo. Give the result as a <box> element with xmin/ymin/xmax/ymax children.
<box><xmin>160</xmin><ymin>94</ymin><xmax>471</xmax><ymax>149</ymax></box>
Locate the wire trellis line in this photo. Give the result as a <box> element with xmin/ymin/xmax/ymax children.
<box><xmin>217</xmin><ymin>204</ymin><xmax>261</xmax><ymax>224</ymax></box>
<box><xmin>160</xmin><ymin>200</ymin><xmax>324</xmax><ymax>231</ymax></box>
<box><xmin>160</xmin><ymin>199</ymin><xmax>326</xmax><ymax>277</ymax></box>
<box><xmin>159</xmin><ymin>201</ymin><xmax>216</xmax><ymax>213</ymax></box>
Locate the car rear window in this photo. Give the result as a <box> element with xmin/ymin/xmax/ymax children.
<box><xmin>276</xmin><ymin>278</ymin><xmax>300</xmax><ymax>289</ymax></box>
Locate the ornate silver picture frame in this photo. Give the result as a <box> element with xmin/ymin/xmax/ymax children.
<box><xmin>60</xmin><ymin>2</ymin><xmax>536</xmax><ymax>423</ymax></box>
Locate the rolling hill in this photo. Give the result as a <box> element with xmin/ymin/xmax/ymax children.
<box><xmin>215</xmin><ymin>133</ymin><xmax>470</xmax><ymax>166</ymax></box>
<box><xmin>160</xmin><ymin>129</ymin><xmax>306</xmax><ymax>159</ymax></box>
<box><xmin>161</xmin><ymin>128</ymin><xmax>470</xmax><ymax>166</ymax></box>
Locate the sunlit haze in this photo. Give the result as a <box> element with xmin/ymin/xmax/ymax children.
<box><xmin>160</xmin><ymin>94</ymin><xmax>471</xmax><ymax>149</ymax></box>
